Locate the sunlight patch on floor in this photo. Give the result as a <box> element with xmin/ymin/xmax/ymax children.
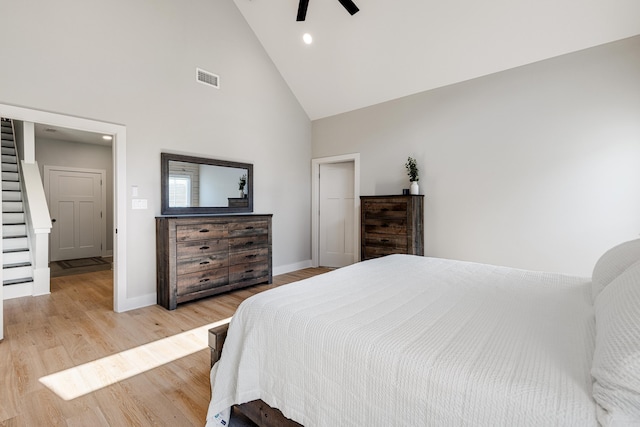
<box><xmin>39</xmin><ymin>317</ymin><xmax>231</xmax><ymax>400</ymax></box>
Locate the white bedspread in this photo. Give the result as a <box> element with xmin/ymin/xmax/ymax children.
<box><xmin>206</xmin><ymin>255</ymin><xmax>598</xmax><ymax>426</ymax></box>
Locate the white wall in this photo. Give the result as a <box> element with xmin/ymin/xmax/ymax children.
<box><xmin>0</xmin><ymin>0</ymin><xmax>311</xmax><ymax>305</ymax></box>
<box><xmin>313</xmin><ymin>36</ymin><xmax>640</xmax><ymax>276</ymax></box>
<box><xmin>35</xmin><ymin>138</ymin><xmax>114</xmax><ymax>253</ymax></box>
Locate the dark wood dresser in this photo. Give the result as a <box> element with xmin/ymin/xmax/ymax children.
<box><xmin>360</xmin><ymin>195</ymin><xmax>424</xmax><ymax>260</ymax></box>
<box><xmin>156</xmin><ymin>214</ymin><xmax>272</xmax><ymax>310</ymax></box>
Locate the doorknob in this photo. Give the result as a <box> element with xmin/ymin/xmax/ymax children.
<box><xmin>52</xmin><ymin>218</ymin><xmax>57</xmax><ymax>223</ymax></box>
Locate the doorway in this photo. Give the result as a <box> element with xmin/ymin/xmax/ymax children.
<box><xmin>0</xmin><ymin>102</ymin><xmax>128</xmax><ymax>312</ymax></box>
<box><xmin>311</xmin><ymin>153</ymin><xmax>360</xmax><ymax>268</ymax></box>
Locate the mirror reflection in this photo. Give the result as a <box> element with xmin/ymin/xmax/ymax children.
<box><xmin>167</xmin><ymin>161</ymin><xmax>249</xmax><ymax>208</ymax></box>
<box><xmin>161</xmin><ymin>153</ymin><xmax>253</xmax><ymax>215</ymax></box>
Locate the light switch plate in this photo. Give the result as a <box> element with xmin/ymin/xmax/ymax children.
<box><xmin>132</xmin><ymin>199</ymin><xmax>147</xmax><ymax>210</ymax></box>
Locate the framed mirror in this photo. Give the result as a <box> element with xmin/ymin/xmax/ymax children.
<box><xmin>161</xmin><ymin>153</ymin><xmax>253</xmax><ymax>215</ymax></box>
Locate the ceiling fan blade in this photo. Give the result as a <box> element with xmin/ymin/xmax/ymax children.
<box><xmin>337</xmin><ymin>0</ymin><xmax>359</xmax><ymax>15</ymax></box>
<box><xmin>297</xmin><ymin>0</ymin><xmax>309</xmax><ymax>21</ymax></box>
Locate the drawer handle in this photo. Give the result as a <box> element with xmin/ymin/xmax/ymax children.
<box><xmin>381</xmin><ymin>208</ymin><xmax>389</xmax><ymax>212</ymax></box>
<box><xmin>245</xmin><ymin>254</ymin><xmax>257</xmax><ymax>259</ymax></box>
<box><xmin>245</xmin><ymin>241</ymin><xmax>254</xmax><ymax>246</ymax></box>
<box><xmin>245</xmin><ymin>269</ymin><xmax>254</xmax><ymax>273</ymax></box>
<box><xmin>199</xmin><ymin>261</ymin><xmax>210</xmax><ymax>265</ymax></box>
<box><xmin>381</xmin><ymin>223</ymin><xmax>389</xmax><ymax>228</ymax></box>
<box><xmin>381</xmin><ymin>239</ymin><xmax>390</xmax><ymax>243</ymax></box>
<box><xmin>199</xmin><ymin>278</ymin><xmax>210</xmax><ymax>283</ymax></box>
<box><xmin>245</xmin><ymin>226</ymin><xmax>254</xmax><ymax>230</ymax></box>
<box><xmin>199</xmin><ymin>229</ymin><xmax>209</xmax><ymax>233</ymax></box>
<box><xmin>200</xmin><ymin>246</ymin><xmax>210</xmax><ymax>250</ymax></box>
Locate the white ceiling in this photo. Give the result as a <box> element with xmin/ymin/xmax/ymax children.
<box><xmin>233</xmin><ymin>0</ymin><xmax>640</xmax><ymax>120</ymax></box>
<box><xmin>35</xmin><ymin>123</ymin><xmax>112</xmax><ymax>146</ymax></box>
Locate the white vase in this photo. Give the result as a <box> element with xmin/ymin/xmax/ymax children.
<box><xmin>410</xmin><ymin>181</ymin><xmax>419</xmax><ymax>195</ymax></box>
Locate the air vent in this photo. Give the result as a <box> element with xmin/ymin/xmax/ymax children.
<box><xmin>196</xmin><ymin>68</ymin><xmax>220</xmax><ymax>89</ymax></box>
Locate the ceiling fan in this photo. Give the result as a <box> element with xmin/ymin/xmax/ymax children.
<box><xmin>296</xmin><ymin>0</ymin><xmax>360</xmax><ymax>21</ymax></box>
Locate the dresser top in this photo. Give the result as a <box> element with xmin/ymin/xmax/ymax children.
<box><xmin>156</xmin><ymin>213</ymin><xmax>272</xmax><ymax>219</ymax></box>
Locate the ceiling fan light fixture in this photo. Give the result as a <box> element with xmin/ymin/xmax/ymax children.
<box><xmin>296</xmin><ymin>0</ymin><xmax>359</xmax><ymax>21</ymax></box>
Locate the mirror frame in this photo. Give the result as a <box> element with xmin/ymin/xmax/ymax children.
<box><xmin>161</xmin><ymin>152</ymin><xmax>253</xmax><ymax>215</ymax></box>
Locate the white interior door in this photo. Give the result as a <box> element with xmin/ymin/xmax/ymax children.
<box><xmin>46</xmin><ymin>167</ymin><xmax>104</xmax><ymax>261</ymax></box>
<box><xmin>319</xmin><ymin>162</ymin><xmax>355</xmax><ymax>267</ymax></box>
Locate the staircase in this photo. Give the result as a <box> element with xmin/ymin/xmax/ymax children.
<box><xmin>1</xmin><ymin>118</ymin><xmax>33</xmax><ymax>291</ymax></box>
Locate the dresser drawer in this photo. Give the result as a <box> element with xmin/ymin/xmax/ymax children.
<box><xmin>176</xmin><ymin>267</ymin><xmax>229</xmax><ymax>296</ymax></box>
<box><xmin>229</xmin><ymin>234</ymin><xmax>269</xmax><ymax>251</ymax></box>
<box><xmin>362</xmin><ymin>201</ymin><xmax>408</xmax><ymax>218</ymax></box>
<box><xmin>176</xmin><ymin>253</ymin><xmax>229</xmax><ymax>275</ymax></box>
<box><xmin>229</xmin><ymin>261</ymin><xmax>270</xmax><ymax>284</ymax></box>
<box><xmin>177</xmin><ymin>239</ymin><xmax>228</xmax><ymax>259</ymax></box>
<box><xmin>229</xmin><ymin>247</ymin><xmax>269</xmax><ymax>266</ymax></box>
<box><xmin>176</xmin><ymin>223</ymin><xmax>227</xmax><ymax>241</ymax></box>
<box><xmin>228</xmin><ymin>220</ymin><xmax>269</xmax><ymax>237</ymax></box>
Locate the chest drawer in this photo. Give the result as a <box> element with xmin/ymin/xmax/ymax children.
<box><xmin>229</xmin><ymin>247</ymin><xmax>269</xmax><ymax>266</ymax></box>
<box><xmin>176</xmin><ymin>253</ymin><xmax>229</xmax><ymax>275</ymax></box>
<box><xmin>177</xmin><ymin>223</ymin><xmax>227</xmax><ymax>241</ymax></box>
<box><xmin>362</xmin><ymin>201</ymin><xmax>408</xmax><ymax>218</ymax></box>
<box><xmin>363</xmin><ymin>234</ymin><xmax>407</xmax><ymax>249</ymax></box>
<box><xmin>229</xmin><ymin>234</ymin><xmax>269</xmax><ymax>251</ymax></box>
<box><xmin>176</xmin><ymin>239</ymin><xmax>228</xmax><ymax>259</ymax></box>
<box><xmin>228</xmin><ymin>220</ymin><xmax>269</xmax><ymax>237</ymax></box>
<box><xmin>363</xmin><ymin>218</ymin><xmax>407</xmax><ymax>235</ymax></box>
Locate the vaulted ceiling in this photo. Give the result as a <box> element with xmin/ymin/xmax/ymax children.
<box><xmin>233</xmin><ymin>0</ymin><xmax>640</xmax><ymax>120</ymax></box>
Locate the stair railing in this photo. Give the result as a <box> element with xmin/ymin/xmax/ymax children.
<box><xmin>20</xmin><ymin>160</ymin><xmax>52</xmax><ymax>295</ymax></box>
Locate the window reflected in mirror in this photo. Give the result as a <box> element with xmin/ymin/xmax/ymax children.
<box><xmin>161</xmin><ymin>153</ymin><xmax>253</xmax><ymax>215</ymax></box>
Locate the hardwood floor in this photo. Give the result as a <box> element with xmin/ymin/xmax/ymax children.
<box><xmin>0</xmin><ymin>267</ymin><xmax>331</xmax><ymax>426</ymax></box>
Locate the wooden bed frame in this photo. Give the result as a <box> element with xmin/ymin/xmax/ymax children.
<box><xmin>209</xmin><ymin>325</ymin><xmax>302</xmax><ymax>427</ymax></box>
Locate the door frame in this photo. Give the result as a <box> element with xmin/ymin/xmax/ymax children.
<box><xmin>44</xmin><ymin>165</ymin><xmax>107</xmax><ymax>261</ymax></box>
<box><xmin>311</xmin><ymin>153</ymin><xmax>360</xmax><ymax>267</ymax></box>
<box><xmin>0</xmin><ymin>102</ymin><xmax>128</xmax><ymax>313</ymax></box>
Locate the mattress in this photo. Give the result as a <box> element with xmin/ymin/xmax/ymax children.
<box><xmin>206</xmin><ymin>254</ymin><xmax>598</xmax><ymax>426</ymax></box>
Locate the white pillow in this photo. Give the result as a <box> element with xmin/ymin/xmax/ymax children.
<box><xmin>592</xmin><ymin>260</ymin><xmax>640</xmax><ymax>426</ymax></box>
<box><xmin>592</xmin><ymin>238</ymin><xmax>640</xmax><ymax>301</ymax></box>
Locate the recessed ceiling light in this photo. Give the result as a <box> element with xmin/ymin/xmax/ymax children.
<box><xmin>102</xmin><ymin>135</ymin><xmax>113</xmax><ymax>141</ymax></box>
<box><xmin>303</xmin><ymin>33</ymin><xmax>313</xmax><ymax>45</ymax></box>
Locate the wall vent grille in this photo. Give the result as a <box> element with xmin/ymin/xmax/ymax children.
<box><xmin>196</xmin><ymin>68</ymin><xmax>219</xmax><ymax>89</ymax></box>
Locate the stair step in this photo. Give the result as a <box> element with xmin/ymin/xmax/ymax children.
<box><xmin>3</xmin><ymin>224</ymin><xmax>27</xmax><ymax>237</ymax></box>
<box><xmin>3</xmin><ymin>265</ymin><xmax>32</xmax><ymax>283</ymax></box>
<box><xmin>3</xmin><ymin>236</ymin><xmax>28</xmax><ymax>250</ymax></box>
<box><xmin>1</xmin><ymin>132</ymin><xmax>14</xmax><ymax>142</ymax></box>
<box><xmin>1</xmin><ymin>146</ymin><xmax>15</xmax><ymax>155</ymax></box>
<box><xmin>2</xmin><ymin>201</ymin><xmax>23</xmax><ymax>212</ymax></box>
<box><xmin>2</xmin><ymin>171</ymin><xmax>18</xmax><ymax>181</ymax></box>
<box><xmin>2</xmin><ymin>190</ymin><xmax>22</xmax><ymax>201</ymax></box>
<box><xmin>2</xmin><ymin>163</ymin><xmax>18</xmax><ymax>172</ymax></box>
<box><xmin>2</xmin><ymin>212</ymin><xmax>25</xmax><ymax>224</ymax></box>
<box><xmin>3</xmin><ymin>250</ymin><xmax>30</xmax><ymax>265</ymax></box>
<box><xmin>1</xmin><ymin>155</ymin><xmax>17</xmax><ymax>164</ymax></box>
<box><xmin>1</xmin><ymin>140</ymin><xmax>13</xmax><ymax>148</ymax></box>
<box><xmin>3</xmin><ymin>277</ymin><xmax>33</xmax><ymax>287</ymax></box>
<box><xmin>2</xmin><ymin>181</ymin><xmax>20</xmax><ymax>191</ymax></box>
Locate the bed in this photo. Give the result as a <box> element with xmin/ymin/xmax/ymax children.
<box><xmin>206</xmin><ymin>239</ymin><xmax>640</xmax><ymax>427</ymax></box>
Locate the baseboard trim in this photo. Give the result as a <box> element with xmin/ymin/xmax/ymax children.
<box><xmin>273</xmin><ymin>259</ymin><xmax>312</xmax><ymax>276</ymax></box>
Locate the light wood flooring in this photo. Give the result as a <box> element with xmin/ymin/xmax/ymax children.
<box><xmin>0</xmin><ymin>267</ymin><xmax>331</xmax><ymax>426</ymax></box>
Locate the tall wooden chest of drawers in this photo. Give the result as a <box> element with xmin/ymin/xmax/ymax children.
<box><xmin>156</xmin><ymin>214</ymin><xmax>272</xmax><ymax>310</ymax></box>
<box><xmin>360</xmin><ymin>195</ymin><xmax>424</xmax><ymax>260</ymax></box>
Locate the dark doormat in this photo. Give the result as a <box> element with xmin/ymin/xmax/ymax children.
<box><xmin>57</xmin><ymin>257</ymin><xmax>110</xmax><ymax>269</ymax></box>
